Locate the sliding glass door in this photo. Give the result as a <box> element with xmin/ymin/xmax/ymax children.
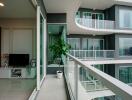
<box><xmin>40</xmin><ymin>14</ymin><xmax>44</xmax><ymax>81</ymax></box>
<box><xmin>82</xmin><ymin>12</ymin><xmax>104</xmax><ymax>28</ymax></box>
<box><xmin>119</xmin><ymin>66</ymin><xmax>132</xmax><ymax>84</ymax></box>
<box><xmin>37</xmin><ymin>6</ymin><xmax>46</xmax><ymax>90</ymax></box>
<box><xmin>82</xmin><ymin>38</ymin><xmax>104</xmax><ymax>58</ymax></box>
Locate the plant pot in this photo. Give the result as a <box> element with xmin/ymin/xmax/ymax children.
<box><xmin>57</xmin><ymin>71</ymin><xmax>63</xmax><ymax>79</ymax></box>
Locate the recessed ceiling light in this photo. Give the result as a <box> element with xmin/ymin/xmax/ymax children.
<box><xmin>0</xmin><ymin>2</ymin><xmax>4</xmax><ymax>7</ymax></box>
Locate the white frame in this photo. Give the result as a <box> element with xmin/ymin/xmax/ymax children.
<box><xmin>40</xmin><ymin>10</ymin><xmax>47</xmax><ymax>86</ymax></box>
<box><xmin>36</xmin><ymin>6</ymin><xmax>47</xmax><ymax>90</ymax></box>
<box><xmin>37</xmin><ymin>6</ymin><xmax>40</xmax><ymax>90</ymax></box>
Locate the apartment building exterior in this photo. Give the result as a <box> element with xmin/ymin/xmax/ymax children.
<box><xmin>68</xmin><ymin>5</ymin><xmax>132</xmax><ymax>82</ymax></box>
<box><xmin>45</xmin><ymin>0</ymin><xmax>132</xmax><ymax>100</ymax></box>
<box><xmin>65</xmin><ymin>2</ymin><xmax>132</xmax><ymax>100</ymax></box>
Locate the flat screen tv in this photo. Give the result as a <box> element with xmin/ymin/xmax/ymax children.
<box><xmin>9</xmin><ymin>54</ymin><xmax>29</xmax><ymax>67</ymax></box>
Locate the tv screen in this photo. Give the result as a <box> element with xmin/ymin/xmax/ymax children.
<box><xmin>9</xmin><ymin>54</ymin><xmax>29</xmax><ymax>67</ymax></box>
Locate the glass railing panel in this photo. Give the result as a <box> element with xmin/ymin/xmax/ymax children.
<box><xmin>64</xmin><ymin>54</ymin><xmax>132</xmax><ymax>100</ymax></box>
<box><xmin>79</xmin><ymin>67</ymin><xmax>107</xmax><ymax>92</ymax></box>
<box><xmin>64</xmin><ymin>59</ymin><xmax>77</xmax><ymax>100</ymax></box>
<box><xmin>106</xmin><ymin>50</ymin><xmax>115</xmax><ymax>59</ymax></box>
<box><xmin>69</xmin><ymin>50</ymin><xmax>115</xmax><ymax>60</ymax></box>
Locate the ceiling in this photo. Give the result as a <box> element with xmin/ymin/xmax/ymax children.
<box><xmin>43</xmin><ymin>0</ymin><xmax>73</xmax><ymax>13</ymax></box>
<box><xmin>43</xmin><ymin>0</ymin><xmax>115</xmax><ymax>13</ymax></box>
<box><xmin>0</xmin><ymin>0</ymin><xmax>36</xmax><ymax>18</ymax></box>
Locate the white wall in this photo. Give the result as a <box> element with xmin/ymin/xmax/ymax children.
<box><xmin>13</xmin><ymin>29</ymin><xmax>32</xmax><ymax>59</ymax></box>
<box><xmin>0</xmin><ymin>18</ymin><xmax>36</xmax><ymax>60</ymax></box>
<box><xmin>1</xmin><ymin>29</ymin><xmax>33</xmax><ymax>59</ymax></box>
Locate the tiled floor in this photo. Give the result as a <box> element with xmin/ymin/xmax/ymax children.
<box><xmin>36</xmin><ymin>75</ymin><xmax>67</xmax><ymax>100</ymax></box>
<box><xmin>0</xmin><ymin>79</ymin><xmax>36</xmax><ymax>100</ymax></box>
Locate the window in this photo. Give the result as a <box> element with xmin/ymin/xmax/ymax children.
<box><xmin>119</xmin><ymin>9</ymin><xmax>132</xmax><ymax>28</ymax></box>
<box><xmin>119</xmin><ymin>38</ymin><xmax>132</xmax><ymax>56</ymax></box>
<box><xmin>82</xmin><ymin>12</ymin><xmax>104</xmax><ymax>20</ymax></box>
<box><xmin>67</xmin><ymin>38</ymin><xmax>80</xmax><ymax>50</ymax></box>
<box><xmin>119</xmin><ymin>66</ymin><xmax>132</xmax><ymax>83</ymax></box>
<box><xmin>76</xmin><ymin>11</ymin><xmax>81</xmax><ymax>18</ymax></box>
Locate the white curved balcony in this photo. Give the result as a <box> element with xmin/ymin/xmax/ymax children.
<box><xmin>76</xmin><ymin>18</ymin><xmax>115</xmax><ymax>30</ymax></box>
<box><xmin>75</xmin><ymin>17</ymin><xmax>132</xmax><ymax>34</ymax></box>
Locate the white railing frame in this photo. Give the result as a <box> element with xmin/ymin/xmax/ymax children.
<box><xmin>69</xmin><ymin>50</ymin><xmax>115</xmax><ymax>60</ymax></box>
<box><xmin>65</xmin><ymin>53</ymin><xmax>132</xmax><ymax>100</ymax></box>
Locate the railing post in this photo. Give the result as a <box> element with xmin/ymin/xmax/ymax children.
<box><xmin>74</xmin><ymin>50</ymin><xmax>75</xmax><ymax>57</ymax></box>
<box><xmin>95</xmin><ymin>19</ymin><xmax>96</xmax><ymax>28</ymax></box>
<box><xmin>104</xmin><ymin>50</ymin><xmax>106</xmax><ymax>59</ymax></box>
<box><xmin>94</xmin><ymin>50</ymin><xmax>96</xmax><ymax>59</ymax></box>
<box><xmin>75</xmin><ymin>62</ymin><xmax>79</xmax><ymax>100</ymax></box>
<box><xmin>85</xmin><ymin>50</ymin><xmax>86</xmax><ymax>59</ymax></box>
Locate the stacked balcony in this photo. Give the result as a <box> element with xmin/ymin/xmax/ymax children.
<box><xmin>76</xmin><ymin>18</ymin><xmax>115</xmax><ymax>30</ymax></box>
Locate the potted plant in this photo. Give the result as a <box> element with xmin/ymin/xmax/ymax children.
<box><xmin>49</xmin><ymin>37</ymin><xmax>71</xmax><ymax>78</ymax></box>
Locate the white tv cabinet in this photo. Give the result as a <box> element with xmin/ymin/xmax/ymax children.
<box><xmin>0</xmin><ymin>67</ymin><xmax>36</xmax><ymax>78</ymax></box>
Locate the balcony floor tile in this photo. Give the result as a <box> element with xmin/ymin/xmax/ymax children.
<box><xmin>36</xmin><ymin>75</ymin><xmax>67</xmax><ymax>100</ymax></box>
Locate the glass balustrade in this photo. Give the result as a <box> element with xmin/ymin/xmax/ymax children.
<box><xmin>63</xmin><ymin>54</ymin><xmax>132</xmax><ymax>100</ymax></box>
<box><xmin>69</xmin><ymin>50</ymin><xmax>115</xmax><ymax>60</ymax></box>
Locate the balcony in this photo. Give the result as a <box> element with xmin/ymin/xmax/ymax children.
<box><xmin>76</xmin><ymin>18</ymin><xmax>115</xmax><ymax>30</ymax></box>
<box><xmin>63</xmin><ymin>54</ymin><xmax>132</xmax><ymax>100</ymax></box>
<box><xmin>69</xmin><ymin>50</ymin><xmax>115</xmax><ymax>60</ymax></box>
<box><xmin>75</xmin><ymin>18</ymin><xmax>132</xmax><ymax>34</ymax></box>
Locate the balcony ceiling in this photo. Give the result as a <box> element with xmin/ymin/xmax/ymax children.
<box><xmin>80</xmin><ymin>0</ymin><xmax>115</xmax><ymax>10</ymax></box>
<box><xmin>44</xmin><ymin>0</ymin><xmax>115</xmax><ymax>12</ymax></box>
<box><xmin>43</xmin><ymin>0</ymin><xmax>75</xmax><ymax>13</ymax></box>
<box><xmin>0</xmin><ymin>0</ymin><xmax>35</xmax><ymax>18</ymax></box>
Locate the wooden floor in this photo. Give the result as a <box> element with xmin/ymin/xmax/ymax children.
<box><xmin>36</xmin><ymin>75</ymin><xmax>68</xmax><ymax>100</ymax></box>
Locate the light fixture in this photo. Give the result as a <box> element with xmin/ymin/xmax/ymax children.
<box><xmin>0</xmin><ymin>2</ymin><xmax>4</xmax><ymax>7</ymax></box>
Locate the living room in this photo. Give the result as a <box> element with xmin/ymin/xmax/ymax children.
<box><xmin>0</xmin><ymin>0</ymin><xmax>37</xmax><ymax>99</ymax></box>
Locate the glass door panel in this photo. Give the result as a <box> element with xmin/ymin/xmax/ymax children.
<box><xmin>98</xmin><ymin>13</ymin><xmax>104</xmax><ymax>28</ymax></box>
<box><xmin>40</xmin><ymin>14</ymin><xmax>44</xmax><ymax>81</ymax></box>
<box><xmin>82</xmin><ymin>38</ymin><xmax>88</xmax><ymax>58</ymax></box>
<box><xmin>88</xmin><ymin>39</ymin><xmax>94</xmax><ymax>58</ymax></box>
<box><xmin>83</xmin><ymin>12</ymin><xmax>92</xmax><ymax>27</ymax></box>
<box><xmin>68</xmin><ymin>38</ymin><xmax>80</xmax><ymax>50</ymax></box>
<box><xmin>94</xmin><ymin>39</ymin><xmax>104</xmax><ymax>58</ymax></box>
<box><xmin>94</xmin><ymin>39</ymin><xmax>104</xmax><ymax>50</ymax></box>
<box><xmin>119</xmin><ymin>67</ymin><xmax>132</xmax><ymax>83</ymax></box>
<box><xmin>82</xmin><ymin>38</ymin><xmax>88</xmax><ymax>50</ymax></box>
<box><xmin>68</xmin><ymin>38</ymin><xmax>80</xmax><ymax>57</ymax></box>
<box><xmin>83</xmin><ymin>12</ymin><xmax>92</xmax><ymax>19</ymax></box>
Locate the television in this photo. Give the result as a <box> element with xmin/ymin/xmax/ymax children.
<box><xmin>9</xmin><ymin>54</ymin><xmax>29</xmax><ymax>67</ymax></box>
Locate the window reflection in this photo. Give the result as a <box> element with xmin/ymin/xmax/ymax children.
<box><xmin>119</xmin><ymin>66</ymin><xmax>132</xmax><ymax>83</ymax></box>
<box><xmin>119</xmin><ymin>38</ymin><xmax>132</xmax><ymax>56</ymax></box>
<box><xmin>119</xmin><ymin>9</ymin><xmax>132</xmax><ymax>28</ymax></box>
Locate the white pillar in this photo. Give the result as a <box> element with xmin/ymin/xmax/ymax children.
<box><xmin>37</xmin><ymin>6</ymin><xmax>40</xmax><ymax>90</ymax></box>
<box><xmin>44</xmin><ymin>18</ymin><xmax>47</xmax><ymax>77</ymax></box>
